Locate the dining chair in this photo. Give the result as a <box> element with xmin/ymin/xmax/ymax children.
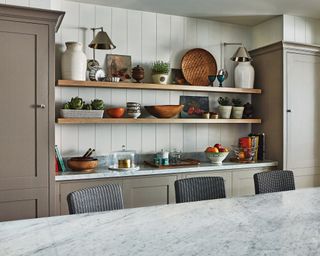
<box><xmin>67</xmin><ymin>183</ymin><xmax>124</xmax><ymax>214</ymax></box>
<box><xmin>174</xmin><ymin>176</ymin><xmax>226</xmax><ymax>203</ymax></box>
<box><xmin>253</xmin><ymin>170</ymin><xmax>295</xmax><ymax>194</ymax></box>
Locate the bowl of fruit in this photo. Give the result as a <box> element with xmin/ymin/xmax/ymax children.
<box><xmin>205</xmin><ymin>144</ymin><xmax>229</xmax><ymax>165</ymax></box>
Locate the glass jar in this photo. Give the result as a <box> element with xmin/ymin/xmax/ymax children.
<box><xmin>108</xmin><ymin>145</ymin><xmax>139</xmax><ymax>170</ymax></box>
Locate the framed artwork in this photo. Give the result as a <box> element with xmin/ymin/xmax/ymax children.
<box><xmin>171</xmin><ymin>68</ymin><xmax>187</xmax><ymax>85</ymax></box>
<box><xmin>106</xmin><ymin>54</ymin><xmax>132</xmax><ymax>81</ymax></box>
<box><xmin>179</xmin><ymin>96</ymin><xmax>209</xmax><ymax>118</ymax></box>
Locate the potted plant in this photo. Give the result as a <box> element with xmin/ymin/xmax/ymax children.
<box><xmin>218</xmin><ymin>97</ymin><xmax>232</xmax><ymax>119</ymax></box>
<box><xmin>232</xmin><ymin>98</ymin><xmax>244</xmax><ymax>119</ymax></box>
<box><xmin>61</xmin><ymin>97</ymin><xmax>105</xmax><ymax>118</ymax></box>
<box><xmin>152</xmin><ymin>60</ymin><xmax>170</xmax><ymax>85</ymax></box>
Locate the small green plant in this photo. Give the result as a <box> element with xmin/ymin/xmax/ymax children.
<box><xmin>232</xmin><ymin>98</ymin><xmax>243</xmax><ymax>107</ymax></box>
<box><xmin>63</xmin><ymin>102</ymin><xmax>70</xmax><ymax>109</ymax></box>
<box><xmin>69</xmin><ymin>97</ymin><xmax>84</xmax><ymax>110</ymax></box>
<box><xmin>218</xmin><ymin>97</ymin><xmax>231</xmax><ymax>106</ymax></box>
<box><xmin>152</xmin><ymin>61</ymin><xmax>170</xmax><ymax>74</ymax></box>
<box><xmin>82</xmin><ymin>104</ymin><xmax>92</xmax><ymax>110</ymax></box>
<box><xmin>91</xmin><ymin>99</ymin><xmax>104</xmax><ymax>110</ymax></box>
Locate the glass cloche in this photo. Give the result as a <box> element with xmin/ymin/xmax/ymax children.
<box><xmin>108</xmin><ymin>145</ymin><xmax>140</xmax><ymax>171</ymax></box>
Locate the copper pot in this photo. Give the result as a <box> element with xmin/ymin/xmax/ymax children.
<box><xmin>132</xmin><ymin>65</ymin><xmax>144</xmax><ymax>83</ymax></box>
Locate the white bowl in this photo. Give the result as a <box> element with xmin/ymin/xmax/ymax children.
<box><xmin>127</xmin><ymin>112</ymin><xmax>141</xmax><ymax>119</ymax></box>
<box><xmin>206</xmin><ymin>152</ymin><xmax>229</xmax><ymax>165</ymax></box>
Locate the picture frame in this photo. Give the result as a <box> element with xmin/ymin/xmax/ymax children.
<box><xmin>106</xmin><ymin>54</ymin><xmax>132</xmax><ymax>81</ymax></box>
<box><xmin>179</xmin><ymin>96</ymin><xmax>209</xmax><ymax>118</ymax></box>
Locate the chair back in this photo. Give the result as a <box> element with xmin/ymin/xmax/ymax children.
<box><xmin>67</xmin><ymin>183</ymin><xmax>124</xmax><ymax>214</ymax></box>
<box><xmin>254</xmin><ymin>170</ymin><xmax>295</xmax><ymax>194</ymax></box>
<box><xmin>175</xmin><ymin>176</ymin><xmax>226</xmax><ymax>203</ymax></box>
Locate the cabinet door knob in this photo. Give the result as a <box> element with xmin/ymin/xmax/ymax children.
<box><xmin>37</xmin><ymin>104</ymin><xmax>46</xmax><ymax>109</ymax></box>
<box><xmin>287</xmin><ymin>109</ymin><xmax>292</xmax><ymax>113</ymax></box>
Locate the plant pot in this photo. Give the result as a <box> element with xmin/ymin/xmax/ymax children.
<box><xmin>232</xmin><ymin>106</ymin><xmax>245</xmax><ymax>119</ymax></box>
<box><xmin>61</xmin><ymin>42</ymin><xmax>87</xmax><ymax>81</ymax></box>
<box><xmin>218</xmin><ymin>106</ymin><xmax>232</xmax><ymax>119</ymax></box>
<box><xmin>60</xmin><ymin>109</ymin><xmax>104</xmax><ymax>118</ymax></box>
<box><xmin>152</xmin><ymin>74</ymin><xmax>169</xmax><ymax>85</ymax></box>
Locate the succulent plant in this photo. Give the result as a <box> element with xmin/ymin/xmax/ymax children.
<box><xmin>232</xmin><ymin>98</ymin><xmax>243</xmax><ymax>107</ymax></box>
<box><xmin>218</xmin><ymin>97</ymin><xmax>231</xmax><ymax>106</ymax></box>
<box><xmin>152</xmin><ymin>61</ymin><xmax>170</xmax><ymax>74</ymax></box>
<box><xmin>69</xmin><ymin>97</ymin><xmax>84</xmax><ymax>110</ymax></box>
<box><xmin>82</xmin><ymin>103</ymin><xmax>92</xmax><ymax>110</ymax></box>
<box><xmin>63</xmin><ymin>102</ymin><xmax>70</xmax><ymax>109</ymax></box>
<box><xmin>91</xmin><ymin>99</ymin><xmax>104</xmax><ymax>110</ymax></box>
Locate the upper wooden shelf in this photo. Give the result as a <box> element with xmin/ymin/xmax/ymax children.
<box><xmin>56</xmin><ymin>118</ymin><xmax>261</xmax><ymax>124</ymax></box>
<box><xmin>56</xmin><ymin>80</ymin><xmax>262</xmax><ymax>94</ymax></box>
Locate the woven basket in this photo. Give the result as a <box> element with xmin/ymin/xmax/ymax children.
<box><xmin>60</xmin><ymin>109</ymin><xmax>104</xmax><ymax>118</ymax></box>
<box><xmin>181</xmin><ymin>48</ymin><xmax>217</xmax><ymax>86</ymax></box>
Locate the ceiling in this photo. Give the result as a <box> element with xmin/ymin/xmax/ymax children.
<box><xmin>72</xmin><ymin>0</ymin><xmax>320</xmax><ymax>26</ymax></box>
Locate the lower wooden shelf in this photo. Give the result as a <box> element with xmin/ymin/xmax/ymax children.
<box><xmin>56</xmin><ymin>118</ymin><xmax>261</xmax><ymax>124</ymax></box>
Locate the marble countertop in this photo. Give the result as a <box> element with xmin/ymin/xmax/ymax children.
<box><xmin>55</xmin><ymin>160</ymin><xmax>278</xmax><ymax>181</ymax></box>
<box><xmin>1</xmin><ymin>187</ymin><xmax>320</xmax><ymax>256</ymax></box>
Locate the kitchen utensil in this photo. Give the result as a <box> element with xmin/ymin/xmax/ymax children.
<box><xmin>181</xmin><ymin>48</ymin><xmax>217</xmax><ymax>86</ymax></box>
<box><xmin>205</xmin><ymin>152</ymin><xmax>229</xmax><ymax>165</ymax></box>
<box><xmin>82</xmin><ymin>148</ymin><xmax>92</xmax><ymax>158</ymax></box>
<box><xmin>67</xmin><ymin>157</ymin><xmax>98</xmax><ymax>172</ymax></box>
<box><xmin>106</xmin><ymin>108</ymin><xmax>125</xmax><ymax>118</ymax></box>
<box><xmin>144</xmin><ymin>105</ymin><xmax>184</xmax><ymax>118</ymax></box>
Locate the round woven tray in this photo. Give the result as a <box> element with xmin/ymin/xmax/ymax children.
<box><xmin>181</xmin><ymin>48</ymin><xmax>217</xmax><ymax>86</ymax></box>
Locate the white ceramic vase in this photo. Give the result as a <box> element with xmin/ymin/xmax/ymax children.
<box><xmin>232</xmin><ymin>106</ymin><xmax>245</xmax><ymax>119</ymax></box>
<box><xmin>152</xmin><ymin>74</ymin><xmax>169</xmax><ymax>85</ymax></box>
<box><xmin>234</xmin><ymin>62</ymin><xmax>254</xmax><ymax>88</ymax></box>
<box><xmin>61</xmin><ymin>42</ymin><xmax>87</xmax><ymax>81</ymax></box>
<box><xmin>218</xmin><ymin>106</ymin><xmax>232</xmax><ymax>119</ymax></box>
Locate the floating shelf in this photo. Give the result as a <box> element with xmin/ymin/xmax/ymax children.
<box><xmin>57</xmin><ymin>80</ymin><xmax>262</xmax><ymax>94</ymax></box>
<box><xmin>56</xmin><ymin>118</ymin><xmax>262</xmax><ymax>124</ymax></box>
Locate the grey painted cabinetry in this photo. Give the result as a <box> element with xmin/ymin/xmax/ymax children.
<box><xmin>56</xmin><ymin>166</ymin><xmax>275</xmax><ymax>215</ymax></box>
<box><xmin>251</xmin><ymin>42</ymin><xmax>320</xmax><ymax>188</ymax></box>
<box><xmin>0</xmin><ymin>5</ymin><xmax>63</xmax><ymax>221</ymax></box>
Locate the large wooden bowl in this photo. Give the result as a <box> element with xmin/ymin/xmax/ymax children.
<box><xmin>67</xmin><ymin>157</ymin><xmax>98</xmax><ymax>172</ymax></box>
<box><xmin>144</xmin><ymin>105</ymin><xmax>184</xmax><ymax>118</ymax></box>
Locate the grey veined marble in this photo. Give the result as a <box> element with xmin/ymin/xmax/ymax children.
<box><xmin>1</xmin><ymin>187</ymin><xmax>320</xmax><ymax>256</ymax></box>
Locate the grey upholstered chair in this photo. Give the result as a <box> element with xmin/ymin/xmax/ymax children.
<box><xmin>67</xmin><ymin>184</ymin><xmax>124</xmax><ymax>214</ymax></box>
<box><xmin>253</xmin><ymin>170</ymin><xmax>295</xmax><ymax>194</ymax></box>
<box><xmin>174</xmin><ymin>176</ymin><xmax>226</xmax><ymax>203</ymax></box>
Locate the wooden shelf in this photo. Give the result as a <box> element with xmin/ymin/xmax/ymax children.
<box><xmin>57</xmin><ymin>80</ymin><xmax>262</xmax><ymax>94</ymax></box>
<box><xmin>56</xmin><ymin>118</ymin><xmax>262</xmax><ymax>124</ymax></box>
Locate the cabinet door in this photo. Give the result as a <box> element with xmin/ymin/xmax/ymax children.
<box><xmin>57</xmin><ymin>179</ymin><xmax>123</xmax><ymax>215</ymax></box>
<box><xmin>286</xmin><ymin>53</ymin><xmax>320</xmax><ymax>174</ymax></box>
<box><xmin>0</xmin><ymin>20</ymin><xmax>49</xmax><ymax>191</ymax></box>
<box><xmin>0</xmin><ymin>188</ymin><xmax>48</xmax><ymax>221</ymax></box>
<box><xmin>232</xmin><ymin>167</ymin><xmax>275</xmax><ymax>197</ymax></box>
<box><xmin>184</xmin><ymin>171</ymin><xmax>232</xmax><ymax>197</ymax></box>
<box><xmin>123</xmin><ymin>175</ymin><xmax>177</xmax><ymax>208</ymax></box>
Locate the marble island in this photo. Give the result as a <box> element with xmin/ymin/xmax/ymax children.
<box><xmin>55</xmin><ymin>160</ymin><xmax>278</xmax><ymax>181</ymax></box>
<box><xmin>1</xmin><ymin>187</ymin><xmax>320</xmax><ymax>256</ymax></box>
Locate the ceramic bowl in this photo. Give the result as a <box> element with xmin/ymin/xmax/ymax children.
<box><xmin>206</xmin><ymin>152</ymin><xmax>229</xmax><ymax>165</ymax></box>
<box><xmin>67</xmin><ymin>157</ymin><xmax>98</xmax><ymax>172</ymax></box>
<box><xmin>106</xmin><ymin>108</ymin><xmax>126</xmax><ymax>118</ymax></box>
<box><xmin>127</xmin><ymin>112</ymin><xmax>141</xmax><ymax>119</ymax></box>
<box><xmin>144</xmin><ymin>105</ymin><xmax>184</xmax><ymax>118</ymax></box>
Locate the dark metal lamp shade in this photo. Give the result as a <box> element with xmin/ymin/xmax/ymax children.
<box><xmin>89</xmin><ymin>30</ymin><xmax>116</xmax><ymax>50</ymax></box>
<box><xmin>231</xmin><ymin>46</ymin><xmax>252</xmax><ymax>62</ymax></box>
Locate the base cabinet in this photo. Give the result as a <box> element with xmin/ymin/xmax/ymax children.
<box><xmin>123</xmin><ymin>175</ymin><xmax>178</xmax><ymax>208</ymax></box>
<box><xmin>293</xmin><ymin>168</ymin><xmax>320</xmax><ymax>189</ymax></box>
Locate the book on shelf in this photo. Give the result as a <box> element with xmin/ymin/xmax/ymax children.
<box><xmin>54</xmin><ymin>145</ymin><xmax>66</xmax><ymax>172</ymax></box>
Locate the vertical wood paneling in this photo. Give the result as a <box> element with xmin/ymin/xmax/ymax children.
<box><xmin>55</xmin><ymin>1</ymin><xmax>259</xmax><ymax>156</ymax></box>
<box><xmin>294</xmin><ymin>16</ymin><xmax>306</xmax><ymax>43</ymax></box>
<box><xmin>29</xmin><ymin>0</ymin><xmax>50</xmax><ymax>8</ymax></box>
<box><xmin>5</xmin><ymin>0</ymin><xmax>28</xmax><ymax>6</ymax></box>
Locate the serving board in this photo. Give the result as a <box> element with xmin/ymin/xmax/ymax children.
<box><xmin>144</xmin><ymin>159</ymin><xmax>200</xmax><ymax>169</ymax></box>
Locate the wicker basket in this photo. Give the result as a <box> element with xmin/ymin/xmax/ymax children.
<box><xmin>60</xmin><ymin>109</ymin><xmax>104</xmax><ymax>118</ymax></box>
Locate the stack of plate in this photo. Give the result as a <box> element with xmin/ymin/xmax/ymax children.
<box><xmin>127</xmin><ymin>102</ymin><xmax>141</xmax><ymax>119</ymax></box>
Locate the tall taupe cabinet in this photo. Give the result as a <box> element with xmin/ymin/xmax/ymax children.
<box><xmin>251</xmin><ymin>41</ymin><xmax>320</xmax><ymax>188</ymax></box>
<box><xmin>0</xmin><ymin>5</ymin><xmax>64</xmax><ymax>221</ymax></box>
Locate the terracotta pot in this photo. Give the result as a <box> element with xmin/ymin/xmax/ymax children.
<box><xmin>106</xmin><ymin>108</ymin><xmax>125</xmax><ymax>118</ymax></box>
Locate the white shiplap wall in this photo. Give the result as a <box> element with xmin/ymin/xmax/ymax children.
<box><xmin>2</xmin><ymin>0</ymin><xmax>50</xmax><ymax>8</ymax></box>
<box><xmin>54</xmin><ymin>0</ymin><xmax>252</xmax><ymax>156</ymax></box>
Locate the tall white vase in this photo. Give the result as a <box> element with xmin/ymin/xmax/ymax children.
<box><xmin>61</xmin><ymin>42</ymin><xmax>87</xmax><ymax>81</ymax></box>
<box><xmin>234</xmin><ymin>62</ymin><xmax>254</xmax><ymax>88</ymax></box>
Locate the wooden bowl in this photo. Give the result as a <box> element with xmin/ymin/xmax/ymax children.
<box><xmin>67</xmin><ymin>157</ymin><xmax>99</xmax><ymax>172</ymax></box>
<box><xmin>144</xmin><ymin>105</ymin><xmax>184</xmax><ymax>118</ymax></box>
<box><xmin>106</xmin><ymin>108</ymin><xmax>125</xmax><ymax>118</ymax></box>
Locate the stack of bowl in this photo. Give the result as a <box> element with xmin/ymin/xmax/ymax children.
<box><xmin>127</xmin><ymin>102</ymin><xmax>141</xmax><ymax>119</ymax></box>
